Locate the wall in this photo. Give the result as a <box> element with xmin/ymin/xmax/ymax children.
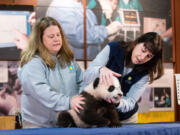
<box><xmin>0</xmin><ymin>0</ymin><xmax>175</xmax><ymax>129</ymax></box>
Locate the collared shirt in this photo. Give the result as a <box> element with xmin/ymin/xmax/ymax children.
<box><xmin>18</xmin><ymin>56</ymin><xmax>83</xmax><ymax>128</ymax></box>
<box><xmin>83</xmin><ymin>45</ymin><xmax>149</xmax><ymax>113</ymax></box>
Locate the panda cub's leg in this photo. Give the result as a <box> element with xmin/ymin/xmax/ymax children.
<box><xmin>105</xmin><ymin>107</ymin><xmax>121</xmax><ymax>127</ymax></box>
<box><xmin>57</xmin><ymin>111</ymin><xmax>76</xmax><ymax>127</ymax></box>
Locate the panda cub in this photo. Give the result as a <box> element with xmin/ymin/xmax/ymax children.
<box><xmin>57</xmin><ymin>76</ymin><xmax>123</xmax><ymax>128</ymax></box>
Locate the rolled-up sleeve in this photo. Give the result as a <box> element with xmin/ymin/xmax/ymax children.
<box><xmin>83</xmin><ymin>45</ymin><xmax>110</xmax><ymax>85</ymax></box>
<box><xmin>117</xmin><ymin>74</ymin><xmax>149</xmax><ymax>112</ymax></box>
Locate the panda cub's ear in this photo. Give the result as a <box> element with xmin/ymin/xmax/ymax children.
<box><xmin>93</xmin><ymin>77</ymin><xmax>100</xmax><ymax>89</ymax></box>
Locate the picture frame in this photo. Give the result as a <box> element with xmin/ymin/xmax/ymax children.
<box><xmin>138</xmin><ymin>63</ymin><xmax>174</xmax><ymax>112</ymax></box>
<box><xmin>152</xmin><ymin>87</ymin><xmax>172</xmax><ymax>111</ymax></box>
<box><xmin>118</xmin><ymin>9</ymin><xmax>140</xmax><ymax>27</ymax></box>
<box><xmin>0</xmin><ymin>11</ymin><xmax>30</xmax><ymax>60</ymax></box>
<box><xmin>118</xmin><ymin>9</ymin><xmax>141</xmax><ymax>41</ymax></box>
<box><xmin>143</xmin><ymin>17</ymin><xmax>166</xmax><ymax>34</ymax></box>
<box><xmin>138</xmin><ymin>87</ymin><xmax>173</xmax><ymax>112</ymax></box>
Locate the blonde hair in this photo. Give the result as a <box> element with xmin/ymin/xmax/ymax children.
<box><xmin>20</xmin><ymin>17</ymin><xmax>74</xmax><ymax>68</ymax></box>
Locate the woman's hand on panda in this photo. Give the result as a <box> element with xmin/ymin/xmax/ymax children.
<box><xmin>99</xmin><ymin>67</ymin><xmax>121</xmax><ymax>85</ymax></box>
<box><xmin>70</xmin><ymin>95</ymin><xmax>85</xmax><ymax>113</ymax></box>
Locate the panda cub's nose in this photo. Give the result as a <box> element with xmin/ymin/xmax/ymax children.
<box><xmin>118</xmin><ymin>93</ymin><xmax>123</xmax><ymax>97</ymax></box>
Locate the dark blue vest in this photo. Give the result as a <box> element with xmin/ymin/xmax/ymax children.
<box><xmin>106</xmin><ymin>42</ymin><xmax>148</xmax><ymax>121</ymax></box>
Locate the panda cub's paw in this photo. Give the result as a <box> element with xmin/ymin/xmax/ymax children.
<box><xmin>109</xmin><ymin>122</ymin><xmax>122</xmax><ymax>128</ymax></box>
<box><xmin>57</xmin><ymin>111</ymin><xmax>76</xmax><ymax>127</ymax></box>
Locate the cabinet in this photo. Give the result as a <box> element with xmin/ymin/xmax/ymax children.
<box><xmin>0</xmin><ymin>116</ymin><xmax>16</xmax><ymax>130</ymax></box>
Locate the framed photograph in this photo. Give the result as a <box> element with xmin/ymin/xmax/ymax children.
<box><xmin>118</xmin><ymin>9</ymin><xmax>140</xmax><ymax>27</ymax></box>
<box><xmin>138</xmin><ymin>63</ymin><xmax>174</xmax><ymax>112</ymax></box>
<box><xmin>0</xmin><ymin>11</ymin><xmax>30</xmax><ymax>60</ymax></box>
<box><xmin>118</xmin><ymin>9</ymin><xmax>141</xmax><ymax>41</ymax></box>
<box><xmin>143</xmin><ymin>17</ymin><xmax>166</xmax><ymax>34</ymax></box>
<box><xmin>138</xmin><ymin>87</ymin><xmax>173</xmax><ymax>112</ymax></box>
<box><xmin>153</xmin><ymin>87</ymin><xmax>172</xmax><ymax>109</ymax></box>
<box><xmin>0</xmin><ymin>61</ymin><xmax>21</xmax><ymax>116</ymax></box>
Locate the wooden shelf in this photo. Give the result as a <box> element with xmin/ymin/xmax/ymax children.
<box><xmin>0</xmin><ymin>0</ymin><xmax>37</xmax><ymax>6</ymax></box>
<box><xmin>0</xmin><ymin>0</ymin><xmax>14</xmax><ymax>5</ymax></box>
<box><xmin>14</xmin><ymin>0</ymin><xmax>37</xmax><ymax>6</ymax></box>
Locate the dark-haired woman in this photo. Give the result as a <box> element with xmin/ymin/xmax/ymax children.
<box><xmin>83</xmin><ymin>32</ymin><xmax>164</xmax><ymax>123</ymax></box>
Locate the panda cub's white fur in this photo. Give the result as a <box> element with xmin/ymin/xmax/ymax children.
<box><xmin>57</xmin><ymin>76</ymin><xmax>123</xmax><ymax>128</ymax></box>
<box><xmin>84</xmin><ymin>76</ymin><xmax>123</xmax><ymax>103</ymax></box>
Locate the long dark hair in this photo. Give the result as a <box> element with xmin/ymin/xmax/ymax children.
<box><xmin>122</xmin><ymin>32</ymin><xmax>164</xmax><ymax>83</ymax></box>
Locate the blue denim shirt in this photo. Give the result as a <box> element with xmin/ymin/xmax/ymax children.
<box><xmin>18</xmin><ymin>56</ymin><xmax>83</xmax><ymax>127</ymax></box>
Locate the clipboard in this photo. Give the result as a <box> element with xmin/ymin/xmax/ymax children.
<box><xmin>118</xmin><ymin>9</ymin><xmax>140</xmax><ymax>27</ymax></box>
<box><xmin>175</xmin><ymin>74</ymin><xmax>180</xmax><ymax>105</ymax></box>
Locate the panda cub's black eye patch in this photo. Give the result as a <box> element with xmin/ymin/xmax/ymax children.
<box><xmin>108</xmin><ymin>85</ymin><xmax>115</xmax><ymax>92</ymax></box>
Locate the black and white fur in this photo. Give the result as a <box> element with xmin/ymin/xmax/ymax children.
<box><xmin>57</xmin><ymin>76</ymin><xmax>123</xmax><ymax>128</ymax></box>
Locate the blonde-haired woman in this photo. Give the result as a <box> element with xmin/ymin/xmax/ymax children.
<box><xmin>18</xmin><ymin>17</ymin><xmax>84</xmax><ymax>128</ymax></box>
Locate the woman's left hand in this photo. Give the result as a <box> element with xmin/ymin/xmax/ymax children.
<box><xmin>70</xmin><ymin>94</ymin><xmax>85</xmax><ymax>113</ymax></box>
<box><xmin>99</xmin><ymin>66</ymin><xmax>121</xmax><ymax>85</ymax></box>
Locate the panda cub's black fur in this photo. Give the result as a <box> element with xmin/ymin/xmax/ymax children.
<box><xmin>57</xmin><ymin>77</ymin><xmax>123</xmax><ymax>128</ymax></box>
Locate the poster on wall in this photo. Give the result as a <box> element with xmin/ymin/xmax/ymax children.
<box><xmin>0</xmin><ymin>61</ymin><xmax>21</xmax><ymax>116</ymax></box>
<box><xmin>154</xmin><ymin>87</ymin><xmax>171</xmax><ymax>109</ymax></box>
<box><xmin>86</xmin><ymin>0</ymin><xmax>143</xmax><ymax>58</ymax></box>
<box><xmin>35</xmin><ymin>0</ymin><xmax>171</xmax><ymax>61</ymax></box>
<box><xmin>138</xmin><ymin>87</ymin><xmax>172</xmax><ymax>112</ymax></box>
<box><xmin>36</xmin><ymin>0</ymin><xmax>86</xmax><ymax>60</ymax></box>
<box><xmin>138</xmin><ymin>63</ymin><xmax>174</xmax><ymax>112</ymax></box>
<box><xmin>86</xmin><ymin>0</ymin><xmax>172</xmax><ymax>61</ymax></box>
<box><xmin>87</xmin><ymin>0</ymin><xmax>172</xmax><ymax>61</ymax></box>
<box><xmin>139</xmin><ymin>0</ymin><xmax>172</xmax><ymax>62</ymax></box>
<box><xmin>0</xmin><ymin>11</ymin><xmax>30</xmax><ymax>60</ymax></box>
